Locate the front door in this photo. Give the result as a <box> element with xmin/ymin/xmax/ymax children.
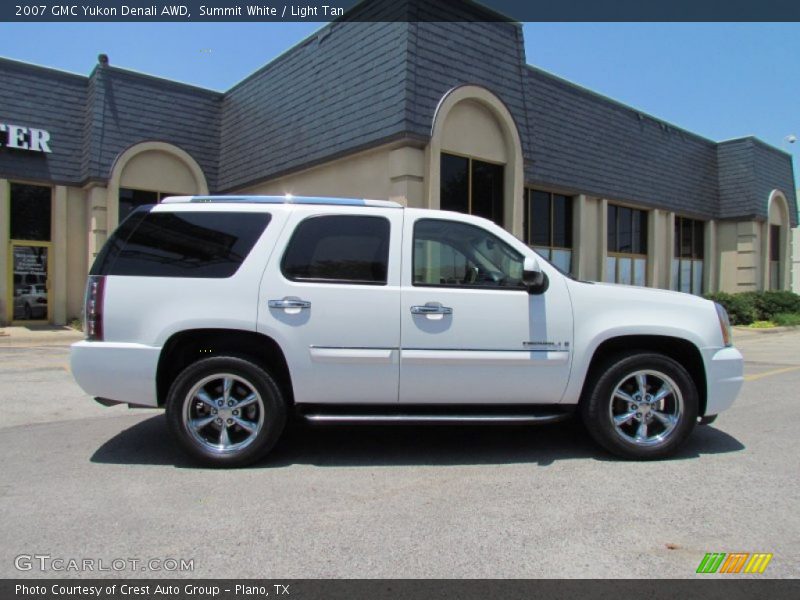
<box><xmin>257</xmin><ymin>206</ymin><xmax>403</xmax><ymax>405</ymax></box>
<box><xmin>8</xmin><ymin>241</ymin><xmax>51</xmax><ymax>323</ymax></box>
<box><xmin>6</xmin><ymin>183</ymin><xmax>53</xmax><ymax>324</ymax></box>
<box><xmin>399</xmin><ymin>215</ymin><xmax>572</xmax><ymax>404</ymax></box>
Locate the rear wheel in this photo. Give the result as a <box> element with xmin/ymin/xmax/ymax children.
<box><xmin>581</xmin><ymin>352</ymin><xmax>698</xmax><ymax>459</ymax></box>
<box><xmin>166</xmin><ymin>356</ymin><xmax>286</xmax><ymax>467</ymax></box>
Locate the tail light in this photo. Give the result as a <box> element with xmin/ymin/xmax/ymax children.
<box><xmin>84</xmin><ymin>275</ymin><xmax>106</xmax><ymax>341</ymax></box>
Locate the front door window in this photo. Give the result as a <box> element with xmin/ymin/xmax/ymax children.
<box><xmin>8</xmin><ymin>183</ymin><xmax>52</xmax><ymax>322</ymax></box>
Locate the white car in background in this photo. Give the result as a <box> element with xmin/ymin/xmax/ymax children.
<box><xmin>14</xmin><ymin>284</ymin><xmax>47</xmax><ymax>320</ymax></box>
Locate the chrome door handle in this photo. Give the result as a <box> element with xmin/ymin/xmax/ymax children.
<box><xmin>410</xmin><ymin>302</ymin><xmax>452</xmax><ymax>315</ymax></box>
<box><xmin>268</xmin><ymin>298</ymin><xmax>311</xmax><ymax>310</ymax></box>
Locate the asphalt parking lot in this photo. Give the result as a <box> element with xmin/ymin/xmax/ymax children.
<box><xmin>0</xmin><ymin>328</ymin><xmax>798</xmax><ymax>579</ymax></box>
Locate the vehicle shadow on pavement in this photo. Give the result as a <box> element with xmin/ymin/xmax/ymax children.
<box><xmin>90</xmin><ymin>414</ymin><xmax>746</xmax><ymax>469</ymax></box>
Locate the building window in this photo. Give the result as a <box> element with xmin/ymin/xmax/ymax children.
<box><xmin>770</xmin><ymin>224</ymin><xmax>781</xmax><ymax>290</ymax></box>
<box><xmin>9</xmin><ymin>183</ymin><xmax>51</xmax><ymax>321</ymax></box>
<box><xmin>440</xmin><ymin>153</ymin><xmax>504</xmax><ymax>226</ymax></box>
<box><xmin>606</xmin><ymin>204</ymin><xmax>647</xmax><ymax>286</ymax></box>
<box><xmin>10</xmin><ymin>183</ymin><xmax>52</xmax><ymax>241</ymax></box>
<box><xmin>671</xmin><ymin>216</ymin><xmax>704</xmax><ymax>295</ymax></box>
<box><xmin>119</xmin><ymin>188</ymin><xmax>166</xmax><ymax>223</ymax></box>
<box><xmin>523</xmin><ymin>189</ymin><xmax>572</xmax><ymax>273</ymax></box>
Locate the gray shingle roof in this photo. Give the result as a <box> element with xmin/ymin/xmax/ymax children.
<box><xmin>84</xmin><ymin>65</ymin><xmax>222</xmax><ymax>189</ymax></box>
<box><xmin>0</xmin><ymin>0</ymin><xmax>795</xmax><ymax>227</ymax></box>
<box><xmin>217</xmin><ymin>20</ymin><xmax>409</xmax><ymax>191</ymax></box>
<box><xmin>0</xmin><ymin>58</ymin><xmax>86</xmax><ymax>185</ymax></box>
<box><xmin>405</xmin><ymin>20</ymin><xmax>529</xmax><ymax>148</ymax></box>
<box><xmin>523</xmin><ymin>65</ymin><xmax>721</xmax><ymax>219</ymax></box>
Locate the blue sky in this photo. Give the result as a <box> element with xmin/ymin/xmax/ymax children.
<box><xmin>1</xmin><ymin>21</ymin><xmax>798</xmax><ymax>180</ymax></box>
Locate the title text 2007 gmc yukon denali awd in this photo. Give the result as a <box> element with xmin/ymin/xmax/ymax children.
<box><xmin>70</xmin><ymin>196</ymin><xmax>743</xmax><ymax>466</ymax></box>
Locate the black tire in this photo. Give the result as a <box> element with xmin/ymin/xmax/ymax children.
<box><xmin>581</xmin><ymin>352</ymin><xmax>698</xmax><ymax>460</ymax></box>
<box><xmin>165</xmin><ymin>356</ymin><xmax>287</xmax><ymax>467</ymax></box>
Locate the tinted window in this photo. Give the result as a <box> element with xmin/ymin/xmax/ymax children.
<box><xmin>608</xmin><ymin>204</ymin><xmax>648</xmax><ymax>255</ymax></box>
<box><xmin>618</xmin><ymin>207</ymin><xmax>632</xmax><ymax>253</ymax></box>
<box><xmin>440</xmin><ymin>154</ymin><xmax>469</xmax><ymax>214</ymax></box>
<box><xmin>119</xmin><ymin>188</ymin><xmax>159</xmax><ymax>222</ymax></box>
<box><xmin>529</xmin><ymin>190</ymin><xmax>550</xmax><ymax>246</ymax></box>
<box><xmin>770</xmin><ymin>225</ymin><xmax>780</xmax><ymax>261</ymax></box>
<box><xmin>10</xmin><ymin>183</ymin><xmax>51</xmax><ymax>241</ymax></box>
<box><xmin>693</xmin><ymin>219</ymin><xmax>705</xmax><ymax>258</ymax></box>
<box><xmin>607</xmin><ymin>204</ymin><xmax>617</xmax><ymax>252</ymax></box>
<box><xmin>552</xmin><ymin>194</ymin><xmax>572</xmax><ymax>249</ymax></box>
<box><xmin>90</xmin><ymin>209</ymin><xmax>148</xmax><ymax>276</ymax></box>
<box><xmin>471</xmin><ymin>159</ymin><xmax>504</xmax><ymax>225</ymax></box>
<box><xmin>673</xmin><ymin>216</ymin><xmax>704</xmax><ymax>259</ymax></box>
<box><xmin>413</xmin><ymin>219</ymin><xmax>525</xmax><ymax>290</ymax></box>
<box><xmin>281</xmin><ymin>215</ymin><xmax>390</xmax><ymax>285</ymax></box>
<box><xmin>92</xmin><ymin>211</ymin><xmax>270</xmax><ymax>278</ymax></box>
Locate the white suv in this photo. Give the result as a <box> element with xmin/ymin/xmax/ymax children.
<box><xmin>71</xmin><ymin>196</ymin><xmax>743</xmax><ymax>466</ymax></box>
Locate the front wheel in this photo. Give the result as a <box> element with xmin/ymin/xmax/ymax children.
<box><xmin>166</xmin><ymin>356</ymin><xmax>286</xmax><ymax>467</ymax></box>
<box><xmin>581</xmin><ymin>353</ymin><xmax>698</xmax><ymax>460</ymax></box>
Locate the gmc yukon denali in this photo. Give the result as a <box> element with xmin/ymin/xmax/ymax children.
<box><xmin>70</xmin><ymin>196</ymin><xmax>744</xmax><ymax>466</ymax></box>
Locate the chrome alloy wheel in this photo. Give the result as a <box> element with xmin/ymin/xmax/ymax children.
<box><xmin>182</xmin><ymin>373</ymin><xmax>265</xmax><ymax>455</ymax></box>
<box><xmin>608</xmin><ymin>370</ymin><xmax>683</xmax><ymax>447</ymax></box>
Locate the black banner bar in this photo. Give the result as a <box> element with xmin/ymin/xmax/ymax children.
<box><xmin>2</xmin><ymin>0</ymin><xmax>800</xmax><ymax>23</ymax></box>
<box><xmin>3</xmin><ymin>580</ymin><xmax>800</xmax><ymax>600</ymax></box>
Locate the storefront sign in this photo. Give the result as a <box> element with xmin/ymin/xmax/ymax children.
<box><xmin>0</xmin><ymin>122</ymin><xmax>51</xmax><ymax>153</ymax></box>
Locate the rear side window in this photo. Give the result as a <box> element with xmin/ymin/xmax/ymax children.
<box><xmin>91</xmin><ymin>211</ymin><xmax>270</xmax><ymax>278</ymax></box>
<box><xmin>281</xmin><ymin>215</ymin><xmax>390</xmax><ymax>285</ymax></box>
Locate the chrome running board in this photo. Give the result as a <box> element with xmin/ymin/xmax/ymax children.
<box><xmin>301</xmin><ymin>412</ymin><xmax>571</xmax><ymax>425</ymax></box>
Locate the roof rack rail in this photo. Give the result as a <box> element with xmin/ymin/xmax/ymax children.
<box><xmin>160</xmin><ymin>195</ymin><xmax>403</xmax><ymax>208</ymax></box>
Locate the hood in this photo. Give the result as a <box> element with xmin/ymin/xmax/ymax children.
<box><xmin>570</xmin><ymin>280</ymin><xmax>713</xmax><ymax>310</ymax></box>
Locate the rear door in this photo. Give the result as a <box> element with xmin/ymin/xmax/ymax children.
<box><xmin>257</xmin><ymin>206</ymin><xmax>403</xmax><ymax>405</ymax></box>
<box><xmin>399</xmin><ymin>213</ymin><xmax>573</xmax><ymax>404</ymax></box>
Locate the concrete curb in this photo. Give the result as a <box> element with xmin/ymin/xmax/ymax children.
<box><xmin>733</xmin><ymin>325</ymin><xmax>799</xmax><ymax>336</ymax></box>
<box><xmin>0</xmin><ymin>326</ymin><xmax>84</xmax><ymax>346</ymax></box>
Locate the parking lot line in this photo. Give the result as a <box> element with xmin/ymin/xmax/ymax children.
<box><xmin>744</xmin><ymin>365</ymin><xmax>800</xmax><ymax>382</ymax></box>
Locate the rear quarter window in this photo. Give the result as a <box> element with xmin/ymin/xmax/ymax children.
<box><xmin>91</xmin><ymin>211</ymin><xmax>270</xmax><ymax>278</ymax></box>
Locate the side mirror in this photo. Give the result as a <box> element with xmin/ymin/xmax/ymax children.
<box><xmin>523</xmin><ymin>256</ymin><xmax>549</xmax><ymax>294</ymax></box>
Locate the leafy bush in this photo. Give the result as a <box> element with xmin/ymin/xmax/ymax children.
<box><xmin>705</xmin><ymin>291</ymin><xmax>800</xmax><ymax>325</ymax></box>
<box><xmin>772</xmin><ymin>313</ymin><xmax>800</xmax><ymax>327</ymax></box>
<box><xmin>704</xmin><ymin>292</ymin><xmax>757</xmax><ymax>325</ymax></box>
<box><xmin>749</xmin><ymin>320</ymin><xmax>775</xmax><ymax>329</ymax></box>
<box><xmin>752</xmin><ymin>291</ymin><xmax>800</xmax><ymax>321</ymax></box>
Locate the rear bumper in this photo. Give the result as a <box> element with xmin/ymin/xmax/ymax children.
<box><xmin>70</xmin><ymin>340</ymin><xmax>161</xmax><ymax>407</ymax></box>
<box><xmin>703</xmin><ymin>346</ymin><xmax>744</xmax><ymax>416</ymax></box>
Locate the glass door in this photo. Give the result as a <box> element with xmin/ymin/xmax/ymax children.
<box><xmin>6</xmin><ymin>182</ymin><xmax>53</xmax><ymax>323</ymax></box>
<box><xmin>8</xmin><ymin>241</ymin><xmax>51</xmax><ymax>323</ymax></box>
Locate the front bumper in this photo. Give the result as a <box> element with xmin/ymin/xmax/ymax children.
<box><xmin>702</xmin><ymin>346</ymin><xmax>744</xmax><ymax>416</ymax></box>
<box><xmin>70</xmin><ymin>340</ymin><xmax>161</xmax><ymax>407</ymax></box>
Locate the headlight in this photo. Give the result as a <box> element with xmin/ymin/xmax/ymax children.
<box><xmin>714</xmin><ymin>302</ymin><xmax>733</xmax><ymax>347</ymax></box>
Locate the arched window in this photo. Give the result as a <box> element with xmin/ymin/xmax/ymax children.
<box><xmin>766</xmin><ymin>190</ymin><xmax>790</xmax><ymax>291</ymax></box>
<box><xmin>429</xmin><ymin>86</ymin><xmax>524</xmax><ymax>237</ymax></box>
<box><xmin>108</xmin><ymin>141</ymin><xmax>208</xmax><ymax>228</ymax></box>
